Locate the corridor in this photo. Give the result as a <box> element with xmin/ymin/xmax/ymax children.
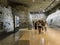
<box><xmin>19</xmin><ymin>26</ymin><xmax>60</xmax><ymax>45</ymax></box>
<box><xmin>0</xmin><ymin>0</ymin><xmax>60</xmax><ymax>45</ymax></box>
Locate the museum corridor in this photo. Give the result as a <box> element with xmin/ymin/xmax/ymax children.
<box><xmin>0</xmin><ymin>0</ymin><xmax>60</xmax><ymax>45</ymax></box>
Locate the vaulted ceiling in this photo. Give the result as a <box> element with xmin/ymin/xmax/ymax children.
<box><xmin>0</xmin><ymin>0</ymin><xmax>60</xmax><ymax>12</ymax></box>
<box><xmin>9</xmin><ymin>0</ymin><xmax>60</xmax><ymax>12</ymax></box>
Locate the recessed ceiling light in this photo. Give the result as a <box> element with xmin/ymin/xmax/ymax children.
<box><xmin>43</xmin><ymin>10</ymin><xmax>45</xmax><ymax>12</ymax></box>
<box><xmin>56</xmin><ymin>0</ymin><xmax>59</xmax><ymax>1</ymax></box>
<box><xmin>51</xmin><ymin>4</ymin><xmax>53</xmax><ymax>6</ymax></box>
<box><xmin>33</xmin><ymin>0</ymin><xmax>35</xmax><ymax>3</ymax></box>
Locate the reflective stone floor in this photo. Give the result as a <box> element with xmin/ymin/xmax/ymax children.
<box><xmin>19</xmin><ymin>26</ymin><xmax>60</xmax><ymax>45</ymax></box>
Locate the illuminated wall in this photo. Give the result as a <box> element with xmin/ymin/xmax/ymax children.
<box><xmin>46</xmin><ymin>10</ymin><xmax>60</xmax><ymax>28</ymax></box>
<box><xmin>0</xmin><ymin>6</ymin><xmax>14</xmax><ymax>32</ymax></box>
<box><xmin>29</xmin><ymin>13</ymin><xmax>46</xmax><ymax>22</ymax></box>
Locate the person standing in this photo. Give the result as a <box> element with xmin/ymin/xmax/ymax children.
<box><xmin>35</xmin><ymin>21</ymin><xmax>37</xmax><ymax>30</ymax></box>
<box><xmin>37</xmin><ymin>20</ymin><xmax>42</xmax><ymax>34</ymax></box>
<box><xmin>41</xmin><ymin>20</ymin><xmax>47</xmax><ymax>32</ymax></box>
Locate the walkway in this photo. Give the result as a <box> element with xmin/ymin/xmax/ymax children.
<box><xmin>19</xmin><ymin>26</ymin><xmax>60</xmax><ymax>45</ymax></box>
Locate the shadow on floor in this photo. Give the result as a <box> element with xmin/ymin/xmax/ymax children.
<box><xmin>0</xmin><ymin>31</ymin><xmax>14</xmax><ymax>41</ymax></box>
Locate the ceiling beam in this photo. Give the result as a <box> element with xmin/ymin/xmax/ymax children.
<box><xmin>45</xmin><ymin>0</ymin><xmax>55</xmax><ymax>11</ymax></box>
<box><xmin>45</xmin><ymin>3</ymin><xmax>60</xmax><ymax>15</ymax></box>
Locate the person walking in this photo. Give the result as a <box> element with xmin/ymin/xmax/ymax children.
<box><xmin>35</xmin><ymin>21</ymin><xmax>37</xmax><ymax>30</ymax></box>
<box><xmin>41</xmin><ymin>20</ymin><xmax>47</xmax><ymax>32</ymax></box>
<box><xmin>37</xmin><ymin>20</ymin><xmax>42</xmax><ymax>34</ymax></box>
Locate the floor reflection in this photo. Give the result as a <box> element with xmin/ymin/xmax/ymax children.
<box><xmin>19</xmin><ymin>29</ymin><xmax>48</xmax><ymax>45</ymax></box>
<box><xmin>19</xmin><ymin>27</ymin><xmax>60</xmax><ymax>45</ymax></box>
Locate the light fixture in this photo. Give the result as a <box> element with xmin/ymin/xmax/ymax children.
<box><xmin>43</xmin><ymin>10</ymin><xmax>45</xmax><ymax>12</ymax></box>
<box><xmin>56</xmin><ymin>0</ymin><xmax>59</xmax><ymax>1</ymax></box>
<box><xmin>32</xmin><ymin>0</ymin><xmax>35</xmax><ymax>3</ymax></box>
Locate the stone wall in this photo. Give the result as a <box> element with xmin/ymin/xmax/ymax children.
<box><xmin>12</xmin><ymin>7</ymin><xmax>29</xmax><ymax>29</ymax></box>
<box><xmin>0</xmin><ymin>6</ymin><xmax>14</xmax><ymax>32</ymax></box>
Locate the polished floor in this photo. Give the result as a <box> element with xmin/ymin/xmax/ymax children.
<box><xmin>19</xmin><ymin>26</ymin><xmax>60</xmax><ymax>45</ymax></box>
